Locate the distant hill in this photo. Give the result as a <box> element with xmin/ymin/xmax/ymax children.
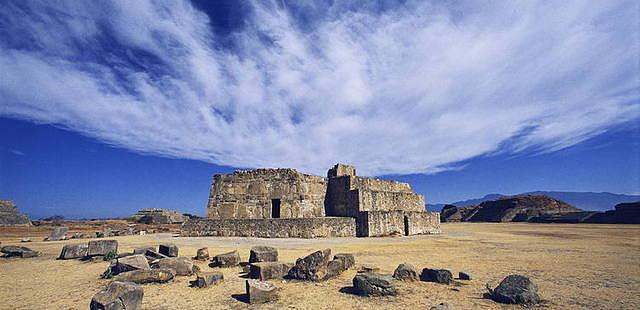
<box><xmin>427</xmin><ymin>191</ymin><xmax>640</xmax><ymax>212</ymax></box>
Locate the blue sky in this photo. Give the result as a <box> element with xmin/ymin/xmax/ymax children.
<box><xmin>0</xmin><ymin>1</ymin><xmax>639</xmax><ymax>218</ymax></box>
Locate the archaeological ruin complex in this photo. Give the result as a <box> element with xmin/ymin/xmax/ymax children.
<box><xmin>181</xmin><ymin>164</ymin><xmax>440</xmax><ymax>238</ymax></box>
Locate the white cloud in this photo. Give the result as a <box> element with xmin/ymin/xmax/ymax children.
<box><xmin>0</xmin><ymin>0</ymin><xmax>638</xmax><ymax>175</ymax></box>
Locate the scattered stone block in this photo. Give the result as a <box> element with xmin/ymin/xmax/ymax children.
<box><xmin>490</xmin><ymin>275</ymin><xmax>541</xmax><ymax>305</ymax></box>
<box><xmin>133</xmin><ymin>246</ymin><xmax>155</xmax><ymax>255</ymax></box>
<box><xmin>111</xmin><ymin>254</ymin><xmax>150</xmax><ymax>275</ymax></box>
<box><xmin>249</xmin><ymin>262</ymin><xmax>293</xmax><ymax>280</ymax></box>
<box><xmin>47</xmin><ymin>227</ymin><xmax>68</xmax><ymax>241</ymax></box>
<box><xmin>421</xmin><ymin>268</ymin><xmax>453</xmax><ymax>284</ymax></box>
<box><xmin>249</xmin><ymin>246</ymin><xmax>278</xmax><ymax>263</ymax></box>
<box><xmin>326</xmin><ymin>257</ymin><xmax>351</xmax><ymax>279</ymax></box>
<box><xmin>59</xmin><ymin>243</ymin><xmax>89</xmax><ymax>259</ymax></box>
<box><xmin>393</xmin><ymin>263</ymin><xmax>418</xmax><ymax>281</ymax></box>
<box><xmin>113</xmin><ymin>268</ymin><xmax>175</xmax><ymax>284</ymax></box>
<box><xmin>20</xmin><ymin>238</ymin><xmax>31</xmax><ymax>243</ymax></box>
<box><xmin>90</xmin><ymin>281</ymin><xmax>143</xmax><ymax>310</ymax></box>
<box><xmin>88</xmin><ymin>240</ymin><xmax>118</xmax><ymax>257</ymax></box>
<box><xmin>194</xmin><ymin>247</ymin><xmax>209</xmax><ymax>261</ymax></box>
<box><xmin>459</xmin><ymin>271</ymin><xmax>472</xmax><ymax>280</ymax></box>
<box><xmin>430</xmin><ymin>302</ymin><xmax>454</xmax><ymax>310</ymax></box>
<box><xmin>352</xmin><ymin>273</ymin><xmax>398</xmax><ymax>296</ymax></box>
<box><xmin>143</xmin><ymin>250</ymin><xmax>168</xmax><ymax>262</ymax></box>
<box><xmin>1</xmin><ymin>245</ymin><xmax>39</xmax><ymax>258</ymax></box>
<box><xmin>194</xmin><ymin>272</ymin><xmax>224</xmax><ymax>288</ymax></box>
<box><xmin>333</xmin><ymin>253</ymin><xmax>355</xmax><ymax>270</ymax></box>
<box><xmin>246</xmin><ymin>280</ymin><xmax>278</xmax><ymax>304</ymax></box>
<box><xmin>159</xmin><ymin>244</ymin><xmax>178</xmax><ymax>257</ymax></box>
<box><xmin>357</xmin><ymin>263</ymin><xmax>380</xmax><ymax>273</ymax></box>
<box><xmin>213</xmin><ymin>250</ymin><xmax>241</xmax><ymax>267</ymax></box>
<box><xmin>154</xmin><ymin>257</ymin><xmax>196</xmax><ymax>276</ymax></box>
<box><xmin>287</xmin><ymin>249</ymin><xmax>332</xmax><ymax>281</ymax></box>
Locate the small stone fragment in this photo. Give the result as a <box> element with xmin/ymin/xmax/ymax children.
<box><xmin>246</xmin><ymin>280</ymin><xmax>279</xmax><ymax>304</ymax></box>
<box><xmin>393</xmin><ymin>263</ymin><xmax>418</xmax><ymax>281</ymax></box>
<box><xmin>159</xmin><ymin>244</ymin><xmax>179</xmax><ymax>257</ymax></box>
<box><xmin>421</xmin><ymin>268</ymin><xmax>453</xmax><ymax>284</ymax></box>
<box><xmin>458</xmin><ymin>271</ymin><xmax>472</xmax><ymax>280</ymax></box>
<box><xmin>213</xmin><ymin>250</ymin><xmax>241</xmax><ymax>267</ymax></box>
<box><xmin>113</xmin><ymin>268</ymin><xmax>175</xmax><ymax>284</ymax></box>
<box><xmin>490</xmin><ymin>274</ymin><xmax>541</xmax><ymax>305</ymax></box>
<box><xmin>194</xmin><ymin>247</ymin><xmax>209</xmax><ymax>261</ymax></box>
<box><xmin>87</xmin><ymin>240</ymin><xmax>118</xmax><ymax>257</ymax></box>
<box><xmin>357</xmin><ymin>263</ymin><xmax>380</xmax><ymax>273</ymax></box>
<box><xmin>249</xmin><ymin>246</ymin><xmax>278</xmax><ymax>263</ymax></box>
<box><xmin>430</xmin><ymin>302</ymin><xmax>454</xmax><ymax>310</ymax></box>
<box><xmin>20</xmin><ymin>238</ymin><xmax>31</xmax><ymax>243</ymax></box>
<box><xmin>352</xmin><ymin>273</ymin><xmax>397</xmax><ymax>296</ymax></box>
<box><xmin>59</xmin><ymin>243</ymin><xmax>89</xmax><ymax>259</ymax></box>
<box><xmin>90</xmin><ymin>281</ymin><xmax>143</xmax><ymax>310</ymax></box>
<box><xmin>194</xmin><ymin>271</ymin><xmax>224</xmax><ymax>288</ymax></box>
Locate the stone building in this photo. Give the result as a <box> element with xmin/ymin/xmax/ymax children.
<box><xmin>0</xmin><ymin>200</ymin><xmax>31</xmax><ymax>225</ymax></box>
<box><xmin>181</xmin><ymin>164</ymin><xmax>440</xmax><ymax>238</ymax></box>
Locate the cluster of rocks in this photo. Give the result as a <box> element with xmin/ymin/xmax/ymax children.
<box><xmin>0</xmin><ymin>200</ymin><xmax>31</xmax><ymax>225</ymax></box>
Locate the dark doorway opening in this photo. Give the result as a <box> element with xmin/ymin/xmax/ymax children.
<box><xmin>403</xmin><ymin>216</ymin><xmax>409</xmax><ymax>236</ymax></box>
<box><xmin>271</xmin><ymin>199</ymin><xmax>281</xmax><ymax>218</ymax></box>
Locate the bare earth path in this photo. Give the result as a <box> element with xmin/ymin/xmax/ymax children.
<box><xmin>1</xmin><ymin>223</ymin><xmax>638</xmax><ymax>309</ymax></box>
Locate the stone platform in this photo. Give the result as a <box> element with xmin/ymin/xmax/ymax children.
<box><xmin>181</xmin><ymin>217</ymin><xmax>356</xmax><ymax>238</ymax></box>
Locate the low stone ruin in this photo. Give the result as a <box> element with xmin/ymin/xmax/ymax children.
<box><xmin>0</xmin><ymin>200</ymin><xmax>31</xmax><ymax>225</ymax></box>
<box><xmin>131</xmin><ymin>208</ymin><xmax>187</xmax><ymax>224</ymax></box>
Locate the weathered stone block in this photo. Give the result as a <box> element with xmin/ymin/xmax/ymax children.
<box><xmin>133</xmin><ymin>246</ymin><xmax>155</xmax><ymax>255</ymax></box>
<box><xmin>352</xmin><ymin>273</ymin><xmax>397</xmax><ymax>296</ymax></box>
<box><xmin>194</xmin><ymin>272</ymin><xmax>224</xmax><ymax>288</ymax></box>
<box><xmin>393</xmin><ymin>263</ymin><xmax>418</xmax><ymax>281</ymax></box>
<box><xmin>287</xmin><ymin>249</ymin><xmax>331</xmax><ymax>281</ymax></box>
<box><xmin>1</xmin><ymin>245</ymin><xmax>39</xmax><ymax>258</ymax></box>
<box><xmin>490</xmin><ymin>275</ymin><xmax>541</xmax><ymax>305</ymax></box>
<box><xmin>113</xmin><ymin>268</ymin><xmax>175</xmax><ymax>284</ymax></box>
<box><xmin>333</xmin><ymin>253</ymin><xmax>355</xmax><ymax>270</ymax></box>
<box><xmin>213</xmin><ymin>250</ymin><xmax>240</xmax><ymax>267</ymax></box>
<box><xmin>420</xmin><ymin>268</ymin><xmax>453</xmax><ymax>284</ymax></box>
<box><xmin>249</xmin><ymin>262</ymin><xmax>293</xmax><ymax>280</ymax></box>
<box><xmin>159</xmin><ymin>244</ymin><xmax>178</xmax><ymax>257</ymax></box>
<box><xmin>249</xmin><ymin>246</ymin><xmax>278</xmax><ymax>263</ymax></box>
<box><xmin>88</xmin><ymin>240</ymin><xmax>118</xmax><ymax>257</ymax></box>
<box><xmin>246</xmin><ymin>280</ymin><xmax>278</xmax><ymax>304</ymax></box>
<box><xmin>90</xmin><ymin>281</ymin><xmax>143</xmax><ymax>310</ymax></box>
<box><xmin>47</xmin><ymin>227</ymin><xmax>68</xmax><ymax>241</ymax></box>
<box><xmin>459</xmin><ymin>271</ymin><xmax>472</xmax><ymax>280</ymax></box>
<box><xmin>59</xmin><ymin>243</ymin><xmax>88</xmax><ymax>259</ymax></box>
<box><xmin>154</xmin><ymin>257</ymin><xmax>195</xmax><ymax>276</ymax></box>
<box><xmin>194</xmin><ymin>247</ymin><xmax>209</xmax><ymax>261</ymax></box>
<box><xmin>111</xmin><ymin>255</ymin><xmax>150</xmax><ymax>275</ymax></box>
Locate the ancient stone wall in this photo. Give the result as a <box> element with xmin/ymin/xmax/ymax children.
<box><xmin>181</xmin><ymin>217</ymin><xmax>356</xmax><ymax>238</ymax></box>
<box><xmin>355</xmin><ymin>190</ymin><xmax>425</xmax><ymax>213</ymax></box>
<box><xmin>404</xmin><ymin>211</ymin><xmax>441</xmax><ymax>235</ymax></box>
<box><xmin>207</xmin><ymin>169</ymin><xmax>326</xmax><ymax>219</ymax></box>
<box><xmin>131</xmin><ymin>208</ymin><xmax>186</xmax><ymax>224</ymax></box>
<box><xmin>356</xmin><ymin>211</ymin><xmax>405</xmax><ymax>237</ymax></box>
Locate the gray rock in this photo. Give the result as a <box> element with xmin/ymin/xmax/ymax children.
<box><xmin>325</xmin><ymin>257</ymin><xmax>351</xmax><ymax>279</ymax></box>
<box><xmin>113</xmin><ymin>268</ymin><xmax>175</xmax><ymax>284</ymax></box>
<box><xmin>459</xmin><ymin>271</ymin><xmax>472</xmax><ymax>280</ymax></box>
<box><xmin>194</xmin><ymin>247</ymin><xmax>209</xmax><ymax>261</ymax></box>
<box><xmin>153</xmin><ymin>257</ymin><xmax>196</xmax><ymax>276</ymax></box>
<box><xmin>249</xmin><ymin>246</ymin><xmax>278</xmax><ymax>263</ymax></box>
<box><xmin>287</xmin><ymin>249</ymin><xmax>332</xmax><ymax>281</ymax></box>
<box><xmin>194</xmin><ymin>272</ymin><xmax>224</xmax><ymax>288</ymax></box>
<box><xmin>333</xmin><ymin>253</ymin><xmax>355</xmax><ymax>270</ymax></box>
<box><xmin>1</xmin><ymin>245</ymin><xmax>39</xmax><ymax>258</ymax></box>
<box><xmin>90</xmin><ymin>281</ymin><xmax>143</xmax><ymax>310</ymax></box>
<box><xmin>430</xmin><ymin>302</ymin><xmax>454</xmax><ymax>310</ymax></box>
<box><xmin>133</xmin><ymin>247</ymin><xmax>155</xmax><ymax>255</ymax></box>
<box><xmin>59</xmin><ymin>243</ymin><xmax>89</xmax><ymax>259</ymax></box>
<box><xmin>143</xmin><ymin>250</ymin><xmax>168</xmax><ymax>262</ymax></box>
<box><xmin>47</xmin><ymin>227</ymin><xmax>68</xmax><ymax>241</ymax></box>
<box><xmin>158</xmin><ymin>244</ymin><xmax>178</xmax><ymax>257</ymax></box>
<box><xmin>246</xmin><ymin>280</ymin><xmax>278</xmax><ymax>304</ymax></box>
<box><xmin>111</xmin><ymin>255</ymin><xmax>150</xmax><ymax>275</ymax></box>
<box><xmin>213</xmin><ymin>250</ymin><xmax>241</xmax><ymax>267</ymax></box>
<box><xmin>352</xmin><ymin>273</ymin><xmax>398</xmax><ymax>296</ymax></box>
<box><xmin>393</xmin><ymin>263</ymin><xmax>418</xmax><ymax>281</ymax></box>
<box><xmin>420</xmin><ymin>268</ymin><xmax>453</xmax><ymax>284</ymax></box>
<box><xmin>357</xmin><ymin>264</ymin><xmax>380</xmax><ymax>273</ymax></box>
<box><xmin>490</xmin><ymin>275</ymin><xmax>541</xmax><ymax>305</ymax></box>
<box><xmin>249</xmin><ymin>262</ymin><xmax>293</xmax><ymax>280</ymax></box>
<box><xmin>88</xmin><ymin>240</ymin><xmax>118</xmax><ymax>257</ymax></box>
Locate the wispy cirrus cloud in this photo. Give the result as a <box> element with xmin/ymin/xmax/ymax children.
<box><xmin>0</xmin><ymin>0</ymin><xmax>638</xmax><ymax>175</ymax></box>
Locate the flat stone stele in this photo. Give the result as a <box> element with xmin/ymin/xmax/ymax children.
<box><xmin>113</xmin><ymin>268</ymin><xmax>175</xmax><ymax>284</ymax></box>
<box><xmin>249</xmin><ymin>246</ymin><xmax>278</xmax><ymax>263</ymax></box>
<box><xmin>59</xmin><ymin>243</ymin><xmax>89</xmax><ymax>260</ymax></box>
<box><xmin>88</xmin><ymin>240</ymin><xmax>118</xmax><ymax>257</ymax></box>
<box><xmin>213</xmin><ymin>250</ymin><xmax>241</xmax><ymax>267</ymax></box>
<box><xmin>158</xmin><ymin>244</ymin><xmax>179</xmax><ymax>257</ymax></box>
<box><xmin>249</xmin><ymin>262</ymin><xmax>293</xmax><ymax>280</ymax></box>
<box><xmin>90</xmin><ymin>281</ymin><xmax>143</xmax><ymax>310</ymax></box>
<box><xmin>194</xmin><ymin>272</ymin><xmax>224</xmax><ymax>288</ymax></box>
<box><xmin>246</xmin><ymin>280</ymin><xmax>278</xmax><ymax>304</ymax></box>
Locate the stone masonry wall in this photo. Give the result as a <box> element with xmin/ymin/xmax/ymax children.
<box><xmin>356</xmin><ymin>211</ymin><xmax>405</xmax><ymax>237</ymax></box>
<box><xmin>208</xmin><ymin>169</ymin><xmax>326</xmax><ymax>219</ymax></box>
<box><xmin>405</xmin><ymin>211</ymin><xmax>441</xmax><ymax>235</ymax></box>
<box><xmin>355</xmin><ymin>189</ymin><xmax>425</xmax><ymax>213</ymax></box>
<box><xmin>181</xmin><ymin>217</ymin><xmax>356</xmax><ymax>238</ymax></box>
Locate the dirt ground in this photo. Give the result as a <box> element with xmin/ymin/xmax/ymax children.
<box><xmin>1</xmin><ymin>222</ymin><xmax>638</xmax><ymax>309</ymax></box>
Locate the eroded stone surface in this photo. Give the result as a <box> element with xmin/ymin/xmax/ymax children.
<box><xmin>249</xmin><ymin>262</ymin><xmax>293</xmax><ymax>280</ymax></box>
<box><xmin>47</xmin><ymin>227</ymin><xmax>68</xmax><ymax>241</ymax></box>
<box><xmin>249</xmin><ymin>246</ymin><xmax>278</xmax><ymax>263</ymax></box>
<box><xmin>0</xmin><ymin>200</ymin><xmax>31</xmax><ymax>225</ymax></box>
<box><xmin>59</xmin><ymin>243</ymin><xmax>88</xmax><ymax>259</ymax></box>
<box><xmin>111</xmin><ymin>255</ymin><xmax>150</xmax><ymax>275</ymax></box>
<box><xmin>194</xmin><ymin>272</ymin><xmax>224</xmax><ymax>288</ymax></box>
<box><xmin>194</xmin><ymin>247</ymin><xmax>209</xmax><ymax>261</ymax></box>
<box><xmin>393</xmin><ymin>263</ymin><xmax>418</xmax><ymax>281</ymax></box>
<box><xmin>153</xmin><ymin>257</ymin><xmax>195</xmax><ymax>276</ymax></box>
<box><xmin>287</xmin><ymin>249</ymin><xmax>331</xmax><ymax>281</ymax></box>
<box><xmin>246</xmin><ymin>280</ymin><xmax>278</xmax><ymax>304</ymax></box>
<box><xmin>490</xmin><ymin>275</ymin><xmax>541</xmax><ymax>305</ymax></box>
<box><xmin>352</xmin><ymin>273</ymin><xmax>397</xmax><ymax>296</ymax></box>
<box><xmin>420</xmin><ymin>268</ymin><xmax>453</xmax><ymax>284</ymax></box>
<box><xmin>1</xmin><ymin>245</ymin><xmax>38</xmax><ymax>258</ymax></box>
<box><xmin>159</xmin><ymin>244</ymin><xmax>178</xmax><ymax>257</ymax></box>
<box><xmin>113</xmin><ymin>268</ymin><xmax>175</xmax><ymax>284</ymax></box>
<box><xmin>90</xmin><ymin>281</ymin><xmax>143</xmax><ymax>310</ymax></box>
<box><xmin>213</xmin><ymin>250</ymin><xmax>240</xmax><ymax>267</ymax></box>
<box><xmin>88</xmin><ymin>240</ymin><xmax>118</xmax><ymax>257</ymax></box>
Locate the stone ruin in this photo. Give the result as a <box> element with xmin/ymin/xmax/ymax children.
<box><xmin>0</xmin><ymin>200</ymin><xmax>31</xmax><ymax>225</ymax></box>
<box><xmin>131</xmin><ymin>208</ymin><xmax>187</xmax><ymax>224</ymax></box>
<box><xmin>181</xmin><ymin>164</ymin><xmax>440</xmax><ymax>238</ymax></box>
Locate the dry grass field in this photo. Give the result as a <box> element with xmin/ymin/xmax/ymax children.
<box><xmin>1</xmin><ymin>222</ymin><xmax>638</xmax><ymax>309</ymax></box>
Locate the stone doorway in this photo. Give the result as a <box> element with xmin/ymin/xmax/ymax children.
<box><xmin>271</xmin><ymin>199</ymin><xmax>281</xmax><ymax>218</ymax></box>
<box><xmin>403</xmin><ymin>215</ymin><xmax>409</xmax><ymax>236</ymax></box>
